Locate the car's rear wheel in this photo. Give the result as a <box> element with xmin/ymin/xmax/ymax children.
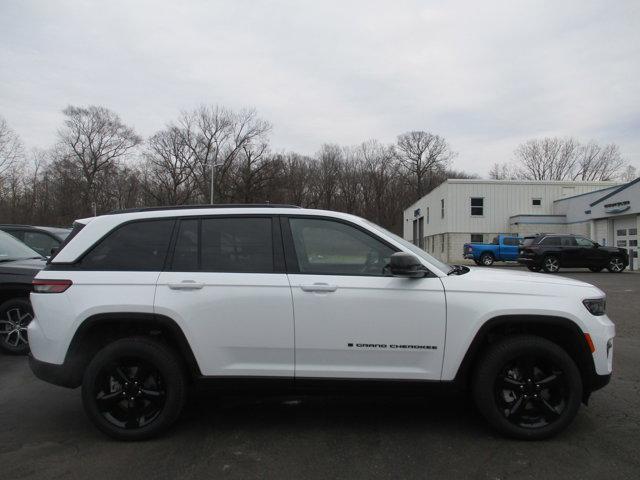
<box><xmin>607</xmin><ymin>256</ymin><xmax>625</xmax><ymax>273</ymax></box>
<box><xmin>542</xmin><ymin>256</ymin><xmax>560</xmax><ymax>273</ymax></box>
<box><xmin>526</xmin><ymin>265</ymin><xmax>541</xmax><ymax>272</ymax></box>
<box><xmin>82</xmin><ymin>337</ymin><xmax>186</xmax><ymax>440</ymax></box>
<box><xmin>0</xmin><ymin>298</ymin><xmax>33</xmax><ymax>355</ymax></box>
<box><xmin>472</xmin><ymin>335</ymin><xmax>582</xmax><ymax>440</ymax></box>
<box><xmin>480</xmin><ymin>253</ymin><xmax>495</xmax><ymax>266</ymax></box>
<box><xmin>588</xmin><ymin>266</ymin><xmax>604</xmax><ymax>273</ymax></box>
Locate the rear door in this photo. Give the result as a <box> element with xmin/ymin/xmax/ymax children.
<box><xmin>154</xmin><ymin>216</ymin><xmax>294</xmax><ymax>378</ymax></box>
<box><xmin>283</xmin><ymin>216</ymin><xmax>446</xmax><ymax>381</ymax></box>
<box><xmin>560</xmin><ymin>236</ymin><xmax>580</xmax><ymax>266</ymax></box>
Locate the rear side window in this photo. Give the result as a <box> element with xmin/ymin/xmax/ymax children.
<box><xmin>201</xmin><ymin>218</ymin><xmax>273</xmax><ymax>273</ymax></box>
<box><xmin>541</xmin><ymin>236</ymin><xmax>562</xmax><ymax>246</ymax></box>
<box><xmin>80</xmin><ymin>220</ymin><xmax>174</xmax><ymax>270</ymax></box>
<box><xmin>171</xmin><ymin>217</ymin><xmax>274</xmax><ymax>273</ymax></box>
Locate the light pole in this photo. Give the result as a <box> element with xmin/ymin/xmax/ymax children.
<box><xmin>210</xmin><ymin>161</ymin><xmax>223</xmax><ymax>204</ymax></box>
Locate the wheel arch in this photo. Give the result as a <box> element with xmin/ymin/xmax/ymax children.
<box><xmin>454</xmin><ymin>314</ymin><xmax>597</xmax><ymax>396</ymax></box>
<box><xmin>63</xmin><ymin>312</ymin><xmax>201</xmax><ymax>387</ymax></box>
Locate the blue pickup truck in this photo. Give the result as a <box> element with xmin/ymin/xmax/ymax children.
<box><xmin>463</xmin><ymin>234</ymin><xmax>523</xmax><ymax>266</ymax></box>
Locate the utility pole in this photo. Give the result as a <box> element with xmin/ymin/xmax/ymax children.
<box><xmin>210</xmin><ymin>161</ymin><xmax>223</xmax><ymax>204</ymax></box>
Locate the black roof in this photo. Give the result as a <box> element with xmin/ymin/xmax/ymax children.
<box><xmin>108</xmin><ymin>203</ymin><xmax>302</xmax><ymax>214</ymax></box>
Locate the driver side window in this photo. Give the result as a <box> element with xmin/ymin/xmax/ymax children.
<box><xmin>288</xmin><ymin>218</ymin><xmax>395</xmax><ymax>276</ymax></box>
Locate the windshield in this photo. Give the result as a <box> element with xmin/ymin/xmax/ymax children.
<box><xmin>0</xmin><ymin>230</ymin><xmax>43</xmax><ymax>262</ymax></box>
<box><xmin>362</xmin><ymin>220</ymin><xmax>451</xmax><ymax>274</ymax></box>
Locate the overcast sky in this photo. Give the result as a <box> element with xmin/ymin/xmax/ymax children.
<box><xmin>1</xmin><ymin>0</ymin><xmax>638</xmax><ymax>176</ymax></box>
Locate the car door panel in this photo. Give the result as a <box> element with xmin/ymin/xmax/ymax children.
<box><xmin>283</xmin><ymin>216</ymin><xmax>447</xmax><ymax>381</ymax></box>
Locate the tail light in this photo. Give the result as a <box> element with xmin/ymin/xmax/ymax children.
<box><xmin>32</xmin><ymin>279</ymin><xmax>73</xmax><ymax>293</ymax></box>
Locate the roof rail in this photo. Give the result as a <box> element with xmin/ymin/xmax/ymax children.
<box><xmin>107</xmin><ymin>203</ymin><xmax>302</xmax><ymax>215</ymax></box>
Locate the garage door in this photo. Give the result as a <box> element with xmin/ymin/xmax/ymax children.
<box><xmin>614</xmin><ymin>216</ymin><xmax>638</xmax><ymax>266</ymax></box>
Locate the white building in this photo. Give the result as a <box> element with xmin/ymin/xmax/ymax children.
<box><xmin>402</xmin><ymin>178</ymin><xmax>639</xmax><ymax>263</ymax></box>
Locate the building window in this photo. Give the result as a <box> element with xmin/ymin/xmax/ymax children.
<box><xmin>630</xmin><ymin>228</ymin><xmax>637</xmax><ymax>236</ymax></box>
<box><xmin>629</xmin><ymin>240</ymin><xmax>638</xmax><ymax>247</ymax></box>
<box><xmin>470</xmin><ymin>234</ymin><xmax>483</xmax><ymax>243</ymax></box>
<box><xmin>532</xmin><ymin>198</ymin><xmax>542</xmax><ymax>206</ymax></box>
<box><xmin>470</xmin><ymin>197</ymin><xmax>484</xmax><ymax>216</ymax></box>
<box><xmin>441</xmin><ymin>199</ymin><xmax>445</xmax><ymax>219</ymax></box>
<box><xmin>617</xmin><ymin>240</ymin><xmax>627</xmax><ymax>247</ymax></box>
<box><xmin>426</xmin><ymin>207</ymin><xmax>430</xmax><ymax>224</ymax></box>
<box><xmin>617</xmin><ymin>229</ymin><xmax>627</xmax><ymax>236</ymax></box>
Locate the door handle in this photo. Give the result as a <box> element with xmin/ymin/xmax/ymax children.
<box><xmin>168</xmin><ymin>280</ymin><xmax>204</xmax><ymax>290</ymax></box>
<box><xmin>300</xmin><ymin>283</ymin><xmax>338</xmax><ymax>292</ymax></box>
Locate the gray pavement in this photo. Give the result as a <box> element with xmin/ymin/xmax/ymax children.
<box><xmin>1</xmin><ymin>269</ymin><xmax>639</xmax><ymax>479</ymax></box>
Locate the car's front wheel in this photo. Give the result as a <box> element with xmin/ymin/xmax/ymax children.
<box><xmin>0</xmin><ymin>297</ymin><xmax>33</xmax><ymax>355</ymax></box>
<box><xmin>472</xmin><ymin>335</ymin><xmax>582</xmax><ymax>440</ymax></box>
<box><xmin>607</xmin><ymin>256</ymin><xmax>626</xmax><ymax>273</ymax></box>
<box><xmin>82</xmin><ymin>337</ymin><xmax>187</xmax><ymax>440</ymax></box>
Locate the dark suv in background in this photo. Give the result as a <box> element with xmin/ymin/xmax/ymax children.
<box><xmin>0</xmin><ymin>225</ymin><xmax>70</xmax><ymax>258</ymax></box>
<box><xmin>518</xmin><ymin>233</ymin><xmax>628</xmax><ymax>273</ymax></box>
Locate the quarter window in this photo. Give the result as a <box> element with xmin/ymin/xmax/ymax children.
<box><xmin>470</xmin><ymin>197</ymin><xmax>484</xmax><ymax>216</ymax></box>
<box><xmin>80</xmin><ymin>219</ymin><xmax>174</xmax><ymax>270</ymax></box>
<box><xmin>289</xmin><ymin>218</ymin><xmax>395</xmax><ymax>276</ymax></box>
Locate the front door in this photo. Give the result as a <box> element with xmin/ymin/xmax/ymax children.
<box><xmin>155</xmin><ymin>216</ymin><xmax>294</xmax><ymax>378</ymax></box>
<box><xmin>283</xmin><ymin>217</ymin><xmax>447</xmax><ymax>381</ymax></box>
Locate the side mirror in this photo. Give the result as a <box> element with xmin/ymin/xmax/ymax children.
<box><xmin>594</xmin><ymin>243</ymin><xmax>600</xmax><ymax>248</ymax></box>
<box><xmin>389</xmin><ymin>252</ymin><xmax>427</xmax><ymax>278</ymax></box>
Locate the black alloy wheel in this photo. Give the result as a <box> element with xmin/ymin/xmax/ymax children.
<box><xmin>495</xmin><ymin>356</ymin><xmax>568</xmax><ymax>429</ymax></box>
<box><xmin>0</xmin><ymin>298</ymin><xmax>33</xmax><ymax>355</ymax></box>
<box><xmin>82</xmin><ymin>337</ymin><xmax>186</xmax><ymax>440</ymax></box>
<box><xmin>607</xmin><ymin>256</ymin><xmax>625</xmax><ymax>273</ymax></box>
<box><xmin>473</xmin><ymin>335</ymin><xmax>582</xmax><ymax>440</ymax></box>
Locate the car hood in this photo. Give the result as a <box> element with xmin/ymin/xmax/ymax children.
<box><xmin>0</xmin><ymin>258</ymin><xmax>47</xmax><ymax>277</ymax></box>
<box><xmin>440</xmin><ymin>266</ymin><xmax>605</xmax><ymax>302</ymax></box>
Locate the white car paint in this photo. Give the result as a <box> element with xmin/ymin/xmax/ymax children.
<box><xmin>28</xmin><ymin>207</ymin><xmax>614</xmax><ymax>381</ymax></box>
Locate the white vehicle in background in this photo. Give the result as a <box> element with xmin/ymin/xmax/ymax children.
<box><xmin>28</xmin><ymin>205</ymin><xmax>614</xmax><ymax>440</ymax></box>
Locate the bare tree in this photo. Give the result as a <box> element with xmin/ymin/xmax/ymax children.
<box><xmin>143</xmin><ymin>126</ymin><xmax>198</xmax><ymax>205</ymax></box>
<box><xmin>396</xmin><ymin>131</ymin><xmax>455</xmax><ymax>198</ymax></box>
<box><xmin>512</xmin><ymin>137</ymin><xmax>628</xmax><ymax>181</ymax></box>
<box><xmin>488</xmin><ymin>162</ymin><xmax>518</xmax><ymax>180</ymax></box>
<box><xmin>0</xmin><ymin>116</ymin><xmax>24</xmax><ymax>183</ymax></box>
<box><xmin>57</xmin><ymin>106</ymin><xmax>141</xmax><ymax>214</ymax></box>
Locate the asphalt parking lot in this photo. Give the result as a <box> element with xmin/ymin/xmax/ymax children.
<box><xmin>1</xmin><ymin>268</ymin><xmax>639</xmax><ymax>480</ymax></box>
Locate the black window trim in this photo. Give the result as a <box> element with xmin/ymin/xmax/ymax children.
<box><xmin>281</xmin><ymin>214</ymin><xmax>426</xmax><ymax>278</ymax></box>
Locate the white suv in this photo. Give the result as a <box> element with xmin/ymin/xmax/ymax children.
<box><xmin>28</xmin><ymin>205</ymin><xmax>614</xmax><ymax>440</ymax></box>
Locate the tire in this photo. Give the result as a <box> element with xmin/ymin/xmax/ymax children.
<box><xmin>82</xmin><ymin>337</ymin><xmax>187</xmax><ymax>440</ymax></box>
<box><xmin>0</xmin><ymin>297</ymin><xmax>33</xmax><ymax>355</ymax></box>
<box><xmin>526</xmin><ymin>265</ymin><xmax>541</xmax><ymax>272</ymax></box>
<box><xmin>542</xmin><ymin>256</ymin><xmax>560</xmax><ymax>273</ymax></box>
<box><xmin>606</xmin><ymin>256</ymin><xmax>626</xmax><ymax>273</ymax></box>
<box><xmin>480</xmin><ymin>253</ymin><xmax>495</xmax><ymax>266</ymax></box>
<box><xmin>472</xmin><ymin>335</ymin><xmax>583</xmax><ymax>440</ymax></box>
<box><xmin>588</xmin><ymin>266</ymin><xmax>603</xmax><ymax>273</ymax></box>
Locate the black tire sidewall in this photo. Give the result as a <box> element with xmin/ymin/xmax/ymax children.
<box><xmin>0</xmin><ymin>297</ymin><xmax>32</xmax><ymax>355</ymax></box>
<box><xmin>82</xmin><ymin>337</ymin><xmax>186</xmax><ymax>440</ymax></box>
<box><xmin>472</xmin><ymin>335</ymin><xmax>583</xmax><ymax>440</ymax></box>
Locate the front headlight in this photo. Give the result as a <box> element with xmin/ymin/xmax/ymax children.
<box><xmin>583</xmin><ymin>298</ymin><xmax>606</xmax><ymax>316</ymax></box>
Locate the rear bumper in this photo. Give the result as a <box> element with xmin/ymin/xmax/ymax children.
<box><xmin>29</xmin><ymin>355</ymin><xmax>81</xmax><ymax>388</ymax></box>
